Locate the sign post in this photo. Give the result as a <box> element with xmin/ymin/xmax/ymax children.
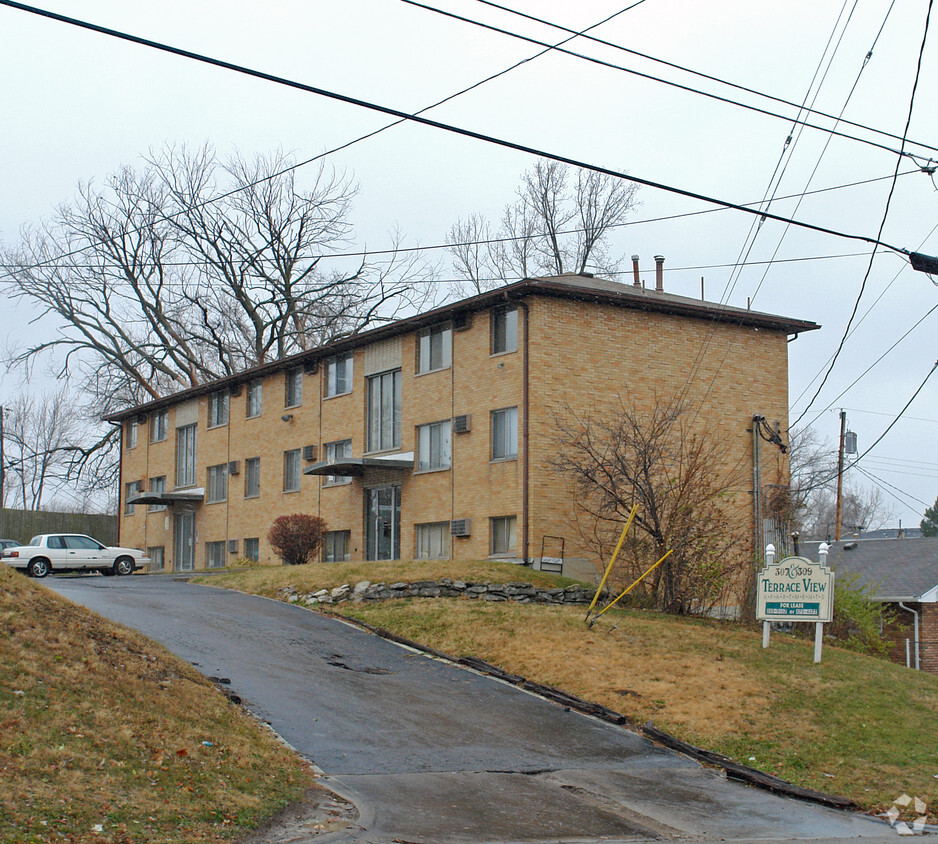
<box><xmin>757</xmin><ymin>542</ymin><xmax>834</xmax><ymax>663</ymax></box>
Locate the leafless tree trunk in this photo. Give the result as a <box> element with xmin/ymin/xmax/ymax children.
<box><xmin>552</xmin><ymin>398</ymin><xmax>748</xmax><ymax>615</ymax></box>
<box><xmin>446</xmin><ymin>158</ymin><xmax>639</xmax><ymax>295</ymax></box>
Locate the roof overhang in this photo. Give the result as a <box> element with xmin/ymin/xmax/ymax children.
<box><xmin>128</xmin><ymin>489</ymin><xmax>205</xmax><ymax>505</ymax></box>
<box><xmin>304</xmin><ymin>454</ymin><xmax>414</xmax><ymax>476</ymax></box>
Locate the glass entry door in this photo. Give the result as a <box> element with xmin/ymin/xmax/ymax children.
<box><xmin>174</xmin><ymin>511</ymin><xmax>195</xmax><ymax>571</ymax></box>
<box><xmin>366</xmin><ymin>485</ymin><xmax>401</xmax><ymax>561</ymax></box>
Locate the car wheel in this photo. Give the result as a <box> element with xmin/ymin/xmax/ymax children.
<box><xmin>27</xmin><ymin>558</ymin><xmax>51</xmax><ymax>578</ymax></box>
<box><xmin>113</xmin><ymin>556</ymin><xmax>135</xmax><ymax>576</ymax></box>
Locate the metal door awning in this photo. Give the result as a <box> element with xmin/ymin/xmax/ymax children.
<box><xmin>127</xmin><ymin>488</ymin><xmax>205</xmax><ymax>505</ymax></box>
<box><xmin>304</xmin><ymin>454</ymin><xmax>414</xmax><ymax>476</ymax></box>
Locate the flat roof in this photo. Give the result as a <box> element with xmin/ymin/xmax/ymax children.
<box><xmin>105</xmin><ymin>273</ymin><xmax>819</xmax><ymax>422</ymax></box>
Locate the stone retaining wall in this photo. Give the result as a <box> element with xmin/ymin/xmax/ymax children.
<box><xmin>277</xmin><ymin>578</ymin><xmax>598</xmax><ymax>607</ymax></box>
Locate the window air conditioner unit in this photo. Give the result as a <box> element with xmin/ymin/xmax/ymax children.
<box><xmin>303</xmin><ymin>360</ymin><xmax>319</xmax><ymax>375</ymax></box>
<box><xmin>136</xmin><ymin>413</ymin><xmax>148</xmax><ymax>424</ymax></box>
<box><xmin>452</xmin><ymin>311</ymin><xmax>472</xmax><ymax>331</ymax></box>
<box><xmin>451</xmin><ymin>518</ymin><xmax>471</xmax><ymax>537</ymax></box>
<box><xmin>302</xmin><ymin>444</ymin><xmax>318</xmax><ymax>461</ymax></box>
<box><xmin>228</xmin><ymin>539</ymin><xmax>239</xmax><ymax>554</ymax></box>
<box><xmin>228</xmin><ymin>460</ymin><xmax>240</xmax><ymax>475</ymax></box>
<box><xmin>229</xmin><ymin>383</ymin><xmax>242</xmax><ymax>397</ymax></box>
<box><xmin>453</xmin><ymin>414</ymin><xmax>471</xmax><ymax>433</ymax></box>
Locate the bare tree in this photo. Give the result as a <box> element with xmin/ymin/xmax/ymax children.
<box><xmin>552</xmin><ymin>399</ymin><xmax>748</xmax><ymax>615</ymax></box>
<box><xmin>2</xmin><ymin>144</ymin><xmax>435</xmax><ymax>487</ymax></box>
<box><xmin>446</xmin><ymin>159</ymin><xmax>639</xmax><ymax>295</ymax></box>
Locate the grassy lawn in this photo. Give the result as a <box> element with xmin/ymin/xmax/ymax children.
<box><xmin>0</xmin><ymin>565</ymin><xmax>320</xmax><ymax>843</ymax></box>
<box><xmin>209</xmin><ymin>560</ymin><xmax>938</xmax><ymax>821</ymax></box>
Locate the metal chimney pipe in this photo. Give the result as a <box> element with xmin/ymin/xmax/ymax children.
<box><xmin>654</xmin><ymin>255</ymin><xmax>664</xmax><ymax>292</ymax></box>
<box><xmin>631</xmin><ymin>254</ymin><xmax>640</xmax><ymax>287</ymax></box>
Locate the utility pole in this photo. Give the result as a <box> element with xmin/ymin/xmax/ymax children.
<box><xmin>835</xmin><ymin>410</ymin><xmax>846</xmax><ymax>542</ymax></box>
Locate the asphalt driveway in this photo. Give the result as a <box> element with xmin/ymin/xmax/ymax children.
<box><xmin>44</xmin><ymin>575</ymin><xmax>898</xmax><ymax>843</ymax></box>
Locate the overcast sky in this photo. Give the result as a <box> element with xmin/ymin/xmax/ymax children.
<box><xmin>1</xmin><ymin>0</ymin><xmax>937</xmax><ymax>527</ymax></box>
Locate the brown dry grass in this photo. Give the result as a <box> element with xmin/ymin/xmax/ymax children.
<box><xmin>0</xmin><ymin>565</ymin><xmax>318</xmax><ymax>843</ymax></box>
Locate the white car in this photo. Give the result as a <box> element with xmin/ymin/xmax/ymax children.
<box><xmin>1</xmin><ymin>534</ymin><xmax>149</xmax><ymax>578</ymax></box>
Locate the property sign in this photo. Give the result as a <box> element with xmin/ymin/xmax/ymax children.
<box><xmin>756</xmin><ymin>555</ymin><xmax>834</xmax><ymax>623</ymax></box>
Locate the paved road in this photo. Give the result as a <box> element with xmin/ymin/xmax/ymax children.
<box><xmin>44</xmin><ymin>575</ymin><xmax>899</xmax><ymax>843</ymax></box>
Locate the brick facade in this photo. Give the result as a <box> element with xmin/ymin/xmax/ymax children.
<box><xmin>113</xmin><ymin>274</ymin><xmax>813</xmax><ymax>579</ymax></box>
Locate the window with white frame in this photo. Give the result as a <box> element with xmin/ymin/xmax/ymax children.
<box><xmin>244</xmin><ymin>457</ymin><xmax>260</xmax><ymax>498</ymax></box>
<box><xmin>126</xmin><ymin>420</ymin><xmax>138</xmax><ymax>449</ymax></box>
<box><xmin>175</xmin><ymin>424</ymin><xmax>197</xmax><ymax>487</ymax></box>
<box><xmin>416</xmin><ymin>322</ymin><xmax>452</xmax><ymax>374</ymax></box>
<box><xmin>147</xmin><ymin>545</ymin><xmax>164</xmax><ymax>571</ymax></box>
<box><xmin>150</xmin><ymin>409</ymin><xmax>168</xmax><ymax>443</ymax></box>
<box><xmin>208</xmin><ymin>391</ymin><xmax>229</xmax><ymax>428</ymax></box>
<box><xmin>285</xmin><ymin>368</ymin><xmax>303</xmax><ymax>408</ymax></box>
<box><xmin>148</xmin><ymin>475</ymin><xmax>166</xmax><ymax>512</ymax></box>
<box><xmin>325</xmin><ymin>354</ymin><xmax>353</xmax><ymax>397</ymax></box>
<box><xmin>246</xmin><ymin>379</ymin><xmax>262</xmax><ymax>418</ymax></box>
<box><xmin>283</xmin><ymin>449</ymin><xmax>301</xmax><ymax>492</ymax></box>
<box><xmin>491</xmin><ymin>407</ymin><xmax>518</xmax><ymax>461</ymax></box>
<box><xmin>490</xmin><ymin>515</ymin><xmax>517</xmax><ymax>556</ymax></box>
<box><xmin>244</xmin><ymin>537</ymin><xmax>259</xmax><ymax>562</ymax></box>
<box><xmin>206</xmin><ymin>540</ymin><xmax>226</xmax><ymax>569</ymax></box>
<box><xmin>323</xmin><ymin>530</ymin><xmax>351</xmax><ymax>563</ymax></box>
<box><xmin>323</xmin><ymin>440</ymin><xmax>352</xmax><ymax>486</ymax></box>
<box><xmin>124</xmin><ymin>480</ymin><xmax>142</xmax><ymax>515</ymax></box>
<box><xmin>416</xmin><ymin>522</ymin><xmax>450</xmax><ymax>559</ymax></box>
<box><xmin>366</xmin><ymin>369</ymin><xmax>402</xmax><ymax>452</ymax></box>
<box><xmin>206</xmin><ymin>464</ymin><xmax>228</xmax><ymax>503</ymax></box>
<box><xmin>492</xmin><ymin>305</ymin><xmax>518</xmax><ymax>354</ymax></box>
<box><xmin>417</xmin><ymin>420</ymin><xmax>451</xmax><ymax>471</ymax></box>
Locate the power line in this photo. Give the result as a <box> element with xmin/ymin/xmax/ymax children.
<box><xmin>0</xmin><ymin>1</ymin><xmax>917</xmax><ymax>262</ymax></box>
<box><xmin>791</xmin><ymin>0</ymin><xmax>934</xmax><ymax>430</ymax></box>
<box><xmin>468</xmin><ymin>0</ymin><xmax>937</xmax><ymax>159</ymax></box>
<box><xmin>400</xmin><ymin>0</ymin><xmax>938</xmax><ymax>165</ymax></box>
<box><xmin>855</xmin><ymin>465</ymin><xmax>930</xmax><ymax>510</ymax></box>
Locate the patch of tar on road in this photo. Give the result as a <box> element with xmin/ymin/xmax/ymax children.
<box><xmin>238</xmin><ymin>787</ymin><xmax>359</xmax><ymax>843</ymax></box>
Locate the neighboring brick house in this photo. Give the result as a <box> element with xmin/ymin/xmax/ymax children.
<box><xmin>110</xmin><ymin>271</ymin><xmax>815</xmax><ymax>577</ymax></box>
<box><xmin>804</xmin><ymin>538</ymin><xmax>938</xmax><ymax>674</ymax></box>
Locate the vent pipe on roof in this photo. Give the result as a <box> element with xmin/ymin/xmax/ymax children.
<box><xmin>631</xmin><ymin>255</ymin><xmax>640</xmax><ymax>288</ymax></box>
<box><xmin>654</xmin><ymin>255</ymin><xmax>664</xmax><ymax>292</ymax></box>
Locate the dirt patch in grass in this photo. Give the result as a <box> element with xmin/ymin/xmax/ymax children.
<box><xmin>336</xmin><ymin>598</ymin><xmax>938</xmax><ymax>820</ymax></box>
<box><xmin>0</xmin><ymin>566</ymin><xmax>325</xmax><ymax>843</ymax></box>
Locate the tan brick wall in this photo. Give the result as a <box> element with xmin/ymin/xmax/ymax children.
<box><xmin>117</xmin><ymin>292</ymin><xmax>792</xmax><ymax>575</ymax></box>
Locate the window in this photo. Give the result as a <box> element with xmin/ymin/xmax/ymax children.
<box><xmin>324</xmin><ymin>530</ymin><xmax>351</xmax><ymax>563</ymax></box>
<box><xmin>208</xmin><ymin>391</ymin><xmax>229</xmax><ymax>428</ymax></box>
<box><xmin>491</xmin><ymin>407</ymin><xmax>518</xmax><ymax>461</ymax></box>
<box><xmin>366</xmin><ymin>369</ymin><xmax>402</xmax><ymax>452</ymax></box>
<box><xmin>325</xmin><ymin>354</ymin><xmax>353</xmax><ymax>397</ymax></box>
<box><xmin>323</xmin><ymin>440</ymin><xmax>352</xmax><ymax>486</ymax></box>
<box><xmin>491</xmin><ymin>515</ymin><xmax>517</xmax><ymax>556</ymax></box>
<box><xmin>244</xmin><ymin>457</ymin><xmax>260</xmax><ymax>498</ymax></box>
<box><xmin>175</xmin><ymin>424</ymin><xmax>197</xmax><ymax>487</ymax></box>
<box><xmin>416</xmin><ymin>323</ymin><xmax>452</xmax><ymax>374</ymax></box>
<box><xmin>124</xmin><ymin>480</ymin><xmax>142</xmax><ymax>515</ymax></box>
<box><xmin>492</xmin><ymin>305</ymin><xmax>518</xmax><ymax>354</ymax></box>
<box><xmin>244</xmin><ymin>537</ymin><xmax>259</xmax><ymax>562</ymax></box>
<box><xmin>285</xmin><ymin>367</ymin><xmax>303</xmax><ymax>408</ymax></box>
<box><xmin>246</xmin><ymin>379</ymin><xmax>263</xmax><ymax>418</ymax></box>
<box><xmin>148</xmin><ymin>476</ymin><xmax>166</xmax><ymax>512</ymax></box>
<box><xmin>126</xmin><ymin>420</ymin><xmax>138</xmax><ymax>449</ymax></box>
<box><xmin>417</xmin><ymin>420</ymin><xmax>451</xmax><ymax>471</ymax></box>
<box><xmin>150</xmin><ymin>409</ymin><xmax>168</xmax><ymax>443</ymax></box>
<box><xmin>206</xmin><ymin>540</ymin><xmax>226</xmax><ymax>569</ymax></box>
<box><xmin>147</xmin><ymin>546</ymin><xmax>164</xmax><ymax>571</ymax></box>
<box><xmin>283</xmin><ymin>449</ymin><xmax>301</xmax><ymax>492</ymax></box>
<box><xmin>206</xmin><ymin>464</ymin><xmax>228</xmax><ymax>503</ymax></box>
<box><xmin>416</xmin><ymin>522</ymin><xmax>450</xmax><ymax>559</ymax></box>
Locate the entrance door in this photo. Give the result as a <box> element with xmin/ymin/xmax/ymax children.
<box><xmin>366</xmin><ymin>485</ymin><xmax>401</xmax><ymax>561</ymax></box>
<box><xmin>174</xmin><ymin>511</ymin><xmax>195</xmax><ymax>571</ymax></box>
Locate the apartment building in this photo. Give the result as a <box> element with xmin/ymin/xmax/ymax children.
<box><xmin>112</xmin><ymin>271</ymin><xmax>817</xmax><ymax>574</ymax></box>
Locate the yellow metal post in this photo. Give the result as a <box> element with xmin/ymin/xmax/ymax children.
<box><xmin>593</xmin><ymin>549</ymin><xmax>674</xmax><ymax>621</ymax></box>
<box><xmin>585</xmin><ymin>504</ymin><xmax>639</xmax><ymax>621</ymax></box>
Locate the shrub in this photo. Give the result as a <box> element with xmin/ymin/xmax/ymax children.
<box><xmin>267</xmin><ymin>514</ymin><xmax>327</xmax><ymax>566</ymax></box>
<box><xmin>821</xmin><ymin>571</ymin><xmax>889</xmax><ymax>657</ymax></box>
